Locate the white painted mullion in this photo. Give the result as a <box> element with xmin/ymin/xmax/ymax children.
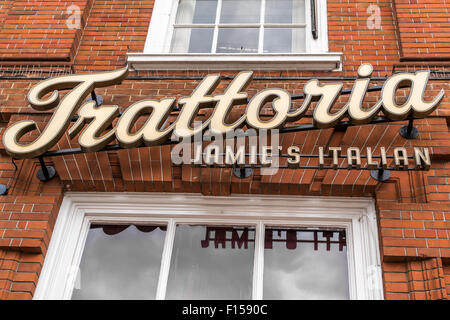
<box><xmin>165</xmin><ymin>0</ymin><xmax>181</xmax><ymax>53</ymax></box>
<box><xmin>174</xmin><ymin>24</ymin><xmax>216</xmax><ymax>28</ymax></box>
<box><xmin>217</xmin><ymin>24</ymin><xmax>261</xmax><ymax>28</ymax></box>
<box><xmin>211</xmin><ymin>0</ymin><xmax>222</xmax><ymax>53</ymax></box>
<box><xmin>62</xmin><ymin>212</ymin><xmax>91</xmax><ymax>299</ymax></box>
<box><xmin>252</xmin><ymin>221</ymin><xmax>264</xmax><ymax>300</ymax></box>
<box><xmin>144</xmin><ymin>0</ymin><xmax>179</xmax><ymax>53</ymax></box>
<box><xmin>304</xmin><ymin>0</ymin><xmax>312</xmax><ymax>53</ymax></box>
<box><xmin>155</xmin><ymin>219</ymin><xmax>176</xmax><ymax>300</ymax></box>
<box><xmin>258</xmin><ymin>0</ymin><xmax>265</xmax><ymax>53</ymax></box>
<box><xmin>263</xmin><ymin>24</ymin><xmax>307</xmax><ymax>28</ymax></box>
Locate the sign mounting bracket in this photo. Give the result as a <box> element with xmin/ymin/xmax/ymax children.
<box><xmin>36</xmin><ymin>156</ymin><xmax>56</xmax><ymax>182</ymax></box>
<box><xmin>399</xmin><ymin>117</ymin><xmax>419</xmax><ymax>139</ymax></box>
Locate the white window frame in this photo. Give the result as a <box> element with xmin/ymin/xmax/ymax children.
<box><xmin>127</xmin><ymin>0</ymin><xmax>342</xmax><ymax>71</ymax></box>
<box><xmin>34</xmin><ymin>193</ymin><xmax>383</xmax><ymax>300</ymax></box>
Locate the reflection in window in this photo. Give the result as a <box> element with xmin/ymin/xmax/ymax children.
<box><xmin>165</xmin><ymin>225</ymin><xmax>255</xmax><ymax>299</ymax></box>
<box><xmin>220</xmin><ymin>0</ymin><xmax>260</xmax><ymax>23</ymax></box>
<box><xmin>264</xmin><ymin>28</ymin><xmax>306</xmax><ymax>53</ymax></box>
<box><xmin>263</xmin><ymin>228</ymin><xmax>349</xmax><ymax>300</ymax></box>
<box><xmin>71</xmin><ymin>224</ymin><xmax>351</xmax><ymax>300</ymax></box>
<box><xmin>265</xmin><ymin>0</ymin><xmax>305</xmax><ymax>24</ymax></box>
<box><xmin>217</xmin><ymin>28</ymin><xmax>259</xmax><ymax>53</ymax></box>
<box><xmin>171</xmin><ymin>28</ymin><xmax>214</xmax><ymax>53</ymax></box>
<box><xmin>175</xmin><ymin>0</ymin><xmax>218</xmax><ymax>24</ymax></box>
<box><xmin>71</xmin><ymin>224</ymin><xmax>166</xmax><ymax>300</ymax></box>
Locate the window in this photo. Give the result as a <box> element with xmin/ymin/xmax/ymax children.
<box><xmin>71</xmin><ymin>224</ymin><xmax>349</xmax><ymax>300</ymax></box>
<box><xmin>127</xmin><ymin>0</ymin><xmax>342</xmax><ymax>71</ymax></box>
<box><xmin>170</xmin><ymin>0</ymin><xmax>307</xmax><ymax>54</ymax></box>
<box><xmin>34</xmin><ymin>193</ymin><xmax>383</xmax><ymax>300</ymax></box>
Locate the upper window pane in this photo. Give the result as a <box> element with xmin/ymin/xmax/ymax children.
<box><xmin>71</xmin><ymin>224</ymin><xmax>167</xmax><ymax>300</ymax></box>
<box><xmin>263</xmin><ymin>228</ymin><xmax>350</xmax><ymax>300</ymax></box>
<box><xmin>220</xmin><ymin>0</ymin><xmax>261</xmax><ymax>23</ymax></box>
<box><xmin>165</xmin><ymin>225</ymin><xmax>255</xmax><ymax>299</ymax></box>
<box><xmin>265</xmin><ymin>0</ymin><xmax>305</xmax><ymax>24</ymax></box>
<box><xmin>175</xmin><ymin>0</ymin><xmax>218</xmax><ymax>24</ymax></box>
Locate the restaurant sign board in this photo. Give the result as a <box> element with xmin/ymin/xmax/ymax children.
<box><xmin>1</xmin><ymin>63</ymin><xmax>443</xmax><ymax>171</ymax></box>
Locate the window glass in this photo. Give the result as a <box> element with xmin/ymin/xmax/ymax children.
<box><xmin>264</xmin><ymin>28</ymin><xmax>306</xmax><ymax>53</ymax></box>
<box><xmin>265</xmin><ymin>0</ymin><xmax>305</xmax><ymax>24</ymax></box>
<box><xmin>216</xmin><ymin>28</ymin><xmax>259</xmax><ymax>53</ymax></box>
<box><xmin>71</xmin><ymin>224</ymin><xmax>166</xmax><ymax>300</ymax></box>
<box><xmin>171</xmin><ymin>28</ymin><xmax>214</xmax><ymax>53</ymax></box>
<box><xmin>220</xmin><ymin>0</ymin><xmax>261</xmax><ymax>24</ymax></box>
<box><xmin>175</xmin><ymin>0</ymin><xmax>218</xmax><ymax>24</ymax></box>
<box><xmin>263</xmin><ymin>228</ymin><xmax>349</xmax><ymax>300</ymax></box>
<box><xmin>71</xmin><ymin>224</ymin><xmax>351</xmax><ymax>300</ymax></box>
<box><xmin>165</xmin><ymin>225</ymin><xmax>255</xmax><ymax>299</ymax></box>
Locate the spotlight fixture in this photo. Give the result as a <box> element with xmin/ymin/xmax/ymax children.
<box><xmin>232</xmin><ymin>167</ymin><xmax>253</xmax><ymax>179</ymax></box>
<box><xmin>0</xmin><ymin>184</ymin><xmax>8</xmax><ymax>195</ymax></box>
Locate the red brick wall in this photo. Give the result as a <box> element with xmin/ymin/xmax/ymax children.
<box><xmin>0</xmin><ymin>0</ymin><xmax>12</xmax><ymax>26</ymax></box>
<box><xmin>0</xmin><ymin>0</ymin><xmax>449</xmax><ymax>300</ymax></box>
<box><xmin>74</xmin><ymin>0</ymin><xmax>153</xmax><ymax>72</ymax></box>
<box><xmin>393</xmin><ymin>0</ymin><xmax>450</xmax><ymax>58</ymax></box>
<box><xmin>0</xmin><ymin>0</ymin><xmax>93</xmax><ymax>62</ymax></box>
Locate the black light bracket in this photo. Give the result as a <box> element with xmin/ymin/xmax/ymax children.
<box><xmin>36</xmin><ymin>156</ymin><xmax>56</xmax><ymax>182</ymax></box>
<box><xmin>399</xmin><ymin>118</ymin><xmax>419</xmax><ymax>139</ymax></box>
<box><xmin>233</xmin><ymin>167</ymin><xmax>254</xmax><ymax>179</ymax></box>
<box><xmin>0</xmin><ymin>184</ymin><xmax>8</xmax><ymax>195</ymax></box>
<box><xmin>87</xmin><ymin>90</ymin><xmax>103</xmax><ymax>106</ymax></box>
<box><xmin>370</xmin><ymin>168</ymin><xmax>391</xmax><ymax>182</ymax></box>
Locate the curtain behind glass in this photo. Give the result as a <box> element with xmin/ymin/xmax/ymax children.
<box><xmin>71</xmin><ymin>225</ymin><xmax>166</xmax><ymax>300</ymax></box>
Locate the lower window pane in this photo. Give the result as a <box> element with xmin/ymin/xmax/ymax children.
<box><xmin>170</xmin><ymin>28</ymin><xmax>214</xmax><ymax>53</ymax></box>
<box><xmin>216</xmin><ymin>28</ymin><xmax>259</xmax><ymax>53</ymax></box>
<box><xmin>71</xmin><ymin>224</ymin><xmax>166</xmax><ymax>300</ymax></box>
<box><xmin>263</xmin><ymin>28</ymin><xmax>306</xmax><ymax>53</ymax></box>
<box><xmin>165</xmin><ymin>225</ymin><xmax>255</xmax><ymax>299</ymax></box>
<box><xmin>263</xmin><ymin>228</ymin><xmax>349</xmax><ymax>300</ymax></box>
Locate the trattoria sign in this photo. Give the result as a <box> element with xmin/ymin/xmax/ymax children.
<box><xmin>2</xmin><ymin>63</ymin><xmax>444</xmax><ymax>170</ymax></box>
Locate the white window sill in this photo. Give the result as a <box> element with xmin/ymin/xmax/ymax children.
<box><xmin>126</xmin><ymin>53</ymin><xmax>343</xmax><ymax>72</ymax></box>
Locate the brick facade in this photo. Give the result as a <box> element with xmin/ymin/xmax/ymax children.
<box><xmin>0</xmin><ymin>0</ymin><xmax>449</xmax><ymax>300</ymax></box>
